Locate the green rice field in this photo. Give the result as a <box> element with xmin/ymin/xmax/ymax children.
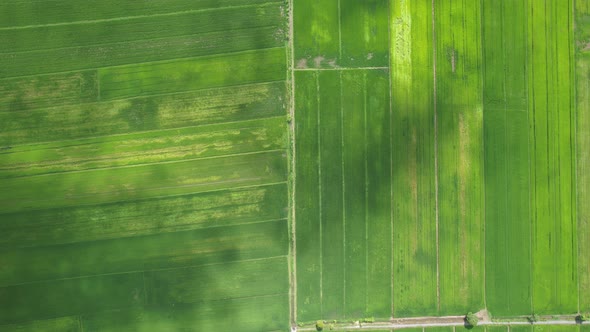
<box><xmin>0</xmin><ymin>0</ymin><xmax>589</xmax><ymax>331</ymax></box>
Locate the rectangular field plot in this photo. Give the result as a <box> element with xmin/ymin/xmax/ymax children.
<box><xmin>0</xmin><ymin>151</ymin><xmax>287</xmax><ymax>214</ymax></box>
<box><xmin>435</xmin><ymin>0</ymin><xmax>485</xmax><ymax>315</ymax></box>
<box><xmin>0</xmin><ymin>273</ymin><xmax>145</xmax><ymax>325</ymax></box>
<box><xmin>0</xmin><ymin>184</ymin><xmax>287</xmax><ymax>248</ymax></box>
<box><xmin>0</xmin><ymin>0</ymin><xmax>290</xmax><ymax>329</ymax></box>
<box><xmin>0</xmin><ymin>117</ymin><xmax>287</xmax><ymax>178</ymax></box>
<box><xmin>98</xmin><ymin>48</ymin><xmax>286</xmax><ymax>100</ymax></box>
<box><xmin>295</xmin><ymin>68</ymin><xmax>391</xmax><ymax>321</ymax></box>
<box><xmin>0</xmin><ymin>4</ymin><xmax>283</xmax><ymax>54</ymax></box>
<box><xmin>0</xmin><ymin>82</ymin><xmax>286</xmax><ymax>146</ymax></box>
<box><xmin>0</xmin><ymin>316</ymin><xmax>80</xmax><ymax>332</ymax></box>
<box><xmin>293</xmin><ymin>0</ymin><xmax>389</xmax><ymax>68</ymax></box>
<box><xmin>528</xmin><ymin>0</ymin><xmax>578</xmax><ymax>314</ymax></box>
<box><xmin>390</xmin><ymin>0</ymin><xmax>438</xmax><ymax>317</ymax></box>
<box><xmin>0</xmin><ymin>219</ymin><xmax>288</xmax><ymax>287</ymax></box>
<box><xmin>81</xmin><ymin>293</ymin><xmax>289</xmax><ymax>332</ymax></box>
<box><xmin>482</xmin><ymin>0</ymin><xmax>532</xmax><ymax>317</ymax></box>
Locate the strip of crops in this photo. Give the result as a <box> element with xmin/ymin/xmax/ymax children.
<box><xmin>390</xmin><ymin>0</ymin><xmax>438</xmax><ymax>317</ymax></box>
<box><xmin>575</xmin><ymin>0</ymin><xmax>590</xmax><ymax>313</ymax></box>
<box><xmin>528</xmin><ymin>0</ymin><xmax>577</xmax><ymax>314</ymax></box>
<box><xmin>0</xmin><ymin>0</ymin><xmax>275</xmax><ymax>28</ymax></box>
<box><xmin>482</xmin><ymin>0</ymin><xmax>532</xmax><ymax>317</ymax></box>
<box><xmin>0</xmin><ymin>184</ymin><xmax>287</xmax><ymax>248</ymax></box>
<box><xmin>0</xmin><ymin>82</ymin><xmax>285</xmax><ymax>146</ymax></box>
<box><xmin>435</xmin><ymin>0</ymin><xmax>485</xmax><ymax>315</ymax></box>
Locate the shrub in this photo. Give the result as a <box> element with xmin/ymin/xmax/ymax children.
<box><xmin>527</xmin><ymin>314</ymin><xmax>540</xmax><ymax>323</ymax></box>
<box><xmin>576</xmin><ymin>313</ymin><xmax>590</xmax><ymax>323</ymax></box>
<box><xmin>315</xmin><ymin>320</ymin><xmax>324</xmax><ymax>331</ymax></box>
<box><xmin>465</xmin><ymin>312</ymin><xmax>479</xmax><ymax>328</ymax></box>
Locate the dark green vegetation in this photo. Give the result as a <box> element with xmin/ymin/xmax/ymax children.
<box><xmin>0</xmin><ymin>0</ymin><xmax>289</xmax><ymax>331</ymax></box>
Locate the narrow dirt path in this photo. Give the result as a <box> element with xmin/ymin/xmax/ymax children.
<box><xmin>294</xmin><ymin>312</ymin><xmax>589</xmax><ymax>331</ymax></box>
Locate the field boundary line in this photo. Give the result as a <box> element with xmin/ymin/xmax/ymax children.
<box><xmin>294</xmin><ymin>67</ymin><xmax>389</xmax><ymax>72</ymax></box>
<box><xmin>0</xmin><ymin>1</ymin><xmax>284</xmax><ymax>32</ymax></box>
<box><xmin>571</xmin><ymin>0</ymin><xmax>580</xmax><ymax>314</ymax></box>
<box><xmin>525</xmin><ymin>0</ymin><xmax>534</xmax><ymax>313</ymax></box>
<box><xmin>338</xmin><ymin>0</ymin><xmax>343</xmax><ymax>61</ymax></box>
<box><xmin>316</xmin><ymin>72</ymin><xmax>324</xmax><ymax>317</ymax></box>
<box><xmin>287</xmin><ymin>0</ymin><xmax>297</xmax><ymax>326</ymax></box>
<box><xmin>5</xmin><ymin>149</ymin><xmax>287</xmax><ymax>179</ymax></box>
<box><xmin>431</xmin><ymin>0</ymin><xmax>441</xmax><ymax>313</ymax></box>
<box><xmin>142</xmin><ymin>271</ymin><xmax>148</xmax><ymax>306</ymax></box>
<box><xmin>340</xmin><ymin>70</ymin><xmax>347</xmax><ymax>320</ymax></box>
<box><xmin>294</xmin><ymin>318</ymin><xmax>590</xmax><ymax>331</ymax></box>
<box><xmin>0</xmin><ymin>254</ymin><xmax>290</xmax><ymax>289</ymax></box>
<box><xmin>386</xmin><ymin>0</ymin><xmax>395</xmax><ymax>318</ymax></box>
<box><xmin>479</xmin><ymin>0</ymin><xmax>487</xmax><ymax>311</ymax></box>
<box><xmin>0</xmin><ymin>116</ymin><xmax>287</xmax><ymax>151</ymax></box>
<box><xmin>363</xmin><ymin>71</ymin><xmax>369</xmax><ymax>314</ymax></box>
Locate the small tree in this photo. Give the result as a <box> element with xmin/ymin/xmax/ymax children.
<box><xmin>527</xmin><ymin>314</ymin><xmax>540</xmax><ymax>323</ymax></box>
<box><xmin>315</xmin><ymin>320</ymin><xmax>324</xmax><ymax>331</ymax></box>
<box><xmin>576</xmin><ymin>313</ymin><xmax>590</xmax><ymax>323</ymax></box>
<box><xmin>465</xmin><ymin>312</ymin><xmax>479</xmax><ymax>328</ymax></box>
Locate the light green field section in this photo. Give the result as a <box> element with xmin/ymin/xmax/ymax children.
<box><xmin>576</xmin><ymin>0</ymin><xmax>590</xmax><ymax>313</ymax></box>
<box><xmin>486</xmin><ymin>326</ymin><xmax>508</xmax><ymax>332</ymax></box>
<box><xmin>390</xmin><ymin>0</ymin><xmax>438</xmax><ymax>317</ymax></box>
<box><xmin>511</xmin><ymin>327</ymin><xmax>533</xmax><ymax>332</ymax></box>
<box><xmin>435</xmin><ymin>0</ymin><xmax>485</xmax><ymax>315</ymax></box>
<box><xmin>293</xmin><ymin>0</ymin><xmax>388</xmax><ymax>68</ymax></box>
<box><xmin>482</xmin><ymin>0</ymin><xmax>532</xmax><ymax>317</ymax></box>
<box><xmin>81</xmin><ymin>294</ymin><xmax>290</xmax><ymax>332</ymax></box>
<box><xmin>0</xmin><ymin>316</ymin><xmax>80</xmax><ymax>332</ymax></box>
<box><xmin>98</xmin><ymin>48</ymin><xmax>285</xmax><ymax>100</ymax></box>
<box><xmin>0</xmin><ymin>0</ymin><xmax>274</xmax><ymax>28</ymax></box>
<box><xmin>0</xmin><ymin>82</ymin><xmax>285</xmax><ymax>145</ymax></box>
<box><xmin>533</xmin><ymin>326</ymin><xmax>579</xmax><ymax>332</ymax></box>
<box><xmin>0</xmin><ymin>184</ymin><xmax>287</xmax><ymax>248</ymax></box>
<box><xmin>528</xmin><ymin>0</ymin><xmax>578</xmax><ymax>314</ymax></box>
<box><xmin>423</xmin><ymin>327</ymin><xmax>453</xmax><ymax>332</ymax></box>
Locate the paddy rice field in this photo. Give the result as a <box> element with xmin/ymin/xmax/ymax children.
<box><xmin>0</xmin><ymin>0</ymin><xmax>589</xmax><ymax>331</ymax></box>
